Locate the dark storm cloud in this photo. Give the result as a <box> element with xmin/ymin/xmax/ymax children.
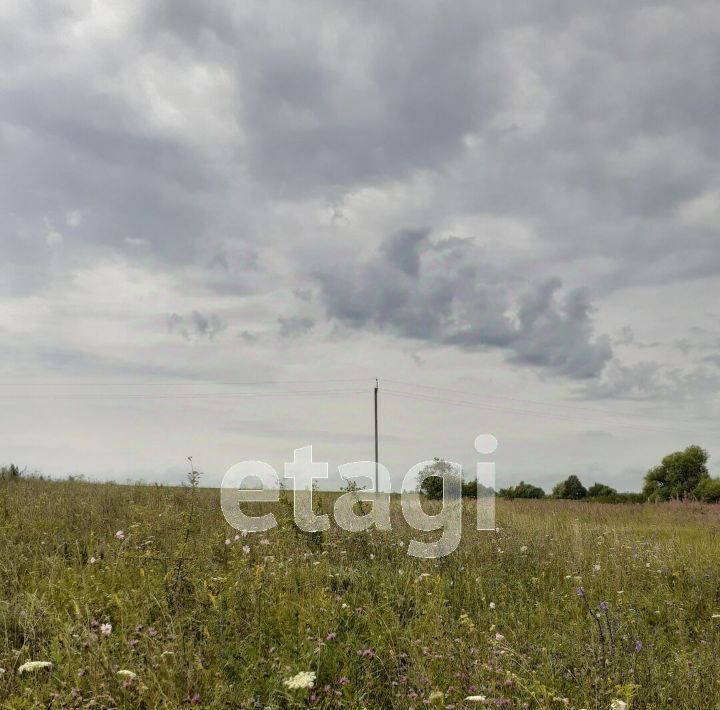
<box><xmin>315</xmin><ymin>231</ymin><xmax>613</xmax><ymax>379</ymax></box>
<box><xmin>1</xmin><ymin>0</ymin><xmax>719</xmax><ymax>396</ymax></box>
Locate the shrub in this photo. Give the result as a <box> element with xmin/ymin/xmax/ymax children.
<box><xmin>498</xmin><ymin>481</ymin><xmax>545</xmax><ymax>499</ymax></box>
<box><xmin>696</xmin><ymin>478</ymin><xmax>720</xmax><ymax>503</ymax></box>
<box><xmin>552</xmin><ymin>475</ymin><xmax>587</xmax><ymax>500</ymax></box>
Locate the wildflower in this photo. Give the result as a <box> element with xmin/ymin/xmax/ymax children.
<box><xmin>242</xmin><ymin>545</ymin><xmax>250</xmax><ymax>554</ymax></box>
<box><xmin>88</xmin><ymin>557</ymin><xmax>97</xmax><ymax>565</ymax></box>
<box><xmin>283</xmin><ymin>670</ymin><xmax>316</xmax><ymax>690</ymax></box>
<box><xmin>465</xmin><ymin>696</ymin><xmax>487</xmax><ymax>703</ymax></box>
<box><xmin>489</xmin><ymin>602</ymin><xmax>496</xmax><ymax>610</ymax></box>
<box><xmin>358</xmin><ymin>647</ymin><xmax>375</xmax><ymax>658</ymax></box>
<box><xmin>599</xmin><ymin>601</ymin><xmax>609</xmax><ymax>611</ymax></box>
<box><xmin>576</xmin><ymin>587</ymin><xmax>585</xmax><ymax>597</ymax></box>
<box><xmin>115</xmin><ymin>530</ymin><xmax>125</xmax><ymax>540</ymax></box>
<box><xmin>100</xmin><ymin>623</ymin><xmax>112</xmax><ymax>636</ymax></box>
<box><xmin>190</xmin><ymin>694</ymin><xmax>202</xmax><ymax>704</ymax></box>
<box><xmin>259</xmin><ymin>538</ymin><xmax>271</xmax><ymax>545</ymax></box>
<box><xmin>610</xmin><ymin>701</ymin><xmax>627</xmax><ymax>710</ymax></box>
<box><xmin>147</xmin><ymin>627</ymin><xmax>158</xmax><ymax>637</ymax></box>
<box><xmin>129</xmin><ymin>638</ymin><xmax>138</xmax><ymax>647</ymax></box>
<box><xmin>495</xmin><ymin>633</ymin><xmax>505</xmax><ymax>641</ymax></box>
<box><xmin>224</xmin><ymin>539</ymin><xmax>231</xmax><ymax>546</ymax></box>
<box><xmin>117</xmin><ymin>670</ymin><xmax>137</xmax><ymax>680</ymax></box>
<box><xmin>234</xmin><ymin>534</ymin><xmax>241</xmax><ymax>541</ymax></box>
<box><xmin>18</xmin><ymin>661</ymin><xmax>53</xmax><ymax>674</ymax></box>
<box><xmin>520</xmin><ymin>546</ymin><xmax>528</xmax><ymax>553</ymax></box>
<box><xmin>326</xmin><ymin>632</ymin><xmax>337</xmax><ymax>641</ymax></box>
<box><xmin>593</xmin><ymin>563</ymin><xmax>601</xmax><ymax>572</ymax></box>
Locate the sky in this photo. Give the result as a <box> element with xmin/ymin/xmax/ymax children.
<box><xmin>1</xmin><ymin>0</ymin><xmax>719</xmax><ymax>491</ymax></box>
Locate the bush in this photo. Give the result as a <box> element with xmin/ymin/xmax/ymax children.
<box><xmin>552</xmin><ymin>475</ymin><xmax>587</xmax><ymax>500</ymax></box>
<box><xmin>0</xmin><ymin>463</ymin><xmax>21</xmax><ymax>479</ymax></box>
<box><xmin>587</xmin><ymin>483</ymin><xmax>617</xmax><ymax>498</ymax></box>
<box><xmin>696</xmin><ymin>478</ymin><xmax>720</xmax><ymax>503</ymax></box>
<box><xmin>498</xmin><ymin>481</ymin><xmax>545</xmax><ymax>500</ymax></box>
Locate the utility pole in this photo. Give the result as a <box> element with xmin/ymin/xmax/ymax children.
<box><xmin>374</xmin><ymin>378</ymin><xmax>379</xmax><ymax>494</ymax></box>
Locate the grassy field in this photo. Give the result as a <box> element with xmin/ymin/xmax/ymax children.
<box><xmin>1</xmin><ymin>477</ymin><xmax>719</xmax><ymax>708</ymax></box>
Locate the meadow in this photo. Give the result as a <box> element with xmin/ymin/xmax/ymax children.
<box><xmin>1</xmin><ymin>476</ymin><xmax>719</xmax><ymax>708</ymax></box>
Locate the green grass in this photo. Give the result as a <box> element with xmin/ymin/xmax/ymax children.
<box><xmin>1</xmin><ymin>477</ymin><xmax>720</xmax><ymax>708</ymax></box>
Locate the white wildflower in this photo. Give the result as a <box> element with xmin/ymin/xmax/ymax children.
<box><xmin>100</xmin><ymin>623</ymin><xmax>112</xmax><ymax>636</ymax></box>
<box><xmin>88</xmin><ymin>557</ymin><xmax>97</xmax><ymax>565</ymax></box>
<box><xmin>593</xmin><ymin>564</ymin><xmax>601</xmax><ymax>572</ymax></box>
<box><xmin>489</xmin><ymin>602</ymin><xmax>496</xmax><ymax>610</ymax></box>
<box><xmin>117</xmin><ymin>669</ymin><xmax>137</xmax><ymax>680</ymax></box>
<box><xmin>610</xmin><ymin>701</ymin><xmax>627</xmax><ymax>710</ymax></box>
<box><xmin>115</xmin><ymin>530</ymin><xmax>125</xmax><ymax>540</ymax></box>
<box><xmin>465</xmin><ymin>696</ymin><xmax>486</xmax><ymax>702</ymax></box>
<box><xmin>18</xmin><ymin>661</ymin><xmax>53</xmax><ymax>674</ymax></box>
<box><xmin>283</xmin><ymin>670</ymin><xmax>316</xmax><ymax>690</ymax></box>
<box><xmin>242</xmin><ymin>545</ymin><xmax>250</xmax><ymax>554</ymax></box>
<box><xmin>520</xmin><ymin>546</ymin><xmax>528</xmax><ymax>553</ymax></box>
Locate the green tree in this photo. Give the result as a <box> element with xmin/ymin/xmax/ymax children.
<box><xmin>643</xmin><ymin>445</ymin><xmax>710</xmax><ymax>501</ymax></box>
<box><xmin>551</xmin><ymin>475</ymin><xmax>587</xmax><ymax>500</ymax></box>
<box><xmin>694</xmin><ymin>477</ymin><xmax>720</xmax><ymax>503</ymax></box>
<box><xmin>587</xmin><ymin>482</ymin><xmax>617</xmax><ymax>498</ymax></box>
<box><xmin>417</xmin><ymin>458</ymin><xmax>461</xmax><ymax>500</ymax></box>
<box><xmin>498</xmin><ymin>481</ymin><xmax>545</xmax><ymax>499</ymax></box>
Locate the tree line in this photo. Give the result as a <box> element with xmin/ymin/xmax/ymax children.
<box><xmin>419</xmin><ymin>445</ymin><xmax>720</xmax><ymax>503</ymax></box>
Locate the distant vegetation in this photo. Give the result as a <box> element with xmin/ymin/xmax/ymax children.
<box><xmin>418</xmin><ymin>445</ymin><xmax>720</xmax><ymax>504</ymax></box>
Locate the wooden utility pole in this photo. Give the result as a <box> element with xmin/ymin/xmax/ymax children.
<box><xmin>374</xmin><ymin>378</ymin><xmax>379</xmax><ymax>493</ymax></box>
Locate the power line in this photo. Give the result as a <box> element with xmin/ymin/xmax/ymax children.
<box><xmin>0</xmin><ymin>378</ymin><xmax>373</xmax><ymax>387</ymax></box>
<box><xmin>382</xmin><ymin>389</ymin><xmax>713</xmax><ymax>436</ymax></box>
<box><xmin>0</xmin><ymin>388</ymin><xmax>367</xmax><ymax>401</ymax></box>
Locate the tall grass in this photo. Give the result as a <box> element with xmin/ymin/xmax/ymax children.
<box><xmin>1</xmin><ymin>477</ymin><xmax>719</xmax><ymax>707</ymax></box>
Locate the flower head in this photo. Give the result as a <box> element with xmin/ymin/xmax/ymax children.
<box><xmin>18</xmin><ymin>661</ymin><xmax>53</xmax><ymax>674</ymax></box>
<box><xmin>117</xmin><ymin>669</ymin><xmax>137</xmax><ymax>680</ymax></box>
<box><xmin>599</xmin><ymin>601</ymin><xmax>609</xmax><ymax>611</ymax></box>
<box><xmin>576</xmin><ymin>586</ymin><xmax>586</xmax><ymax>597</ymax></box>
<box><xmin>283</xmin><ymin>670</ymin><xmax>316</xmax><ymax>690</ymax></box>
<box><xmin>465</xmin><ymin>696</ymin><xmax>487</xmax><ymax>703</ymax></box>
<box><xmin>610</xmin><ymin>701</ymin><xmax>627</xmax><ymax>710</ymax></box>
<box><xmin>115</xmin><ymin>530</ymin><xmax>125</xmax><ymax>540</ymax></box>
<box><xmin>100</xmin><ymin>623</ymin><xmax>112</xmax><ymax>636</ymax></box>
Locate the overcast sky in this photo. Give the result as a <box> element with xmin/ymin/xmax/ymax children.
<box><xmin>2</xmin><ymin>0</ymin><xmax>719</xmax><ymax>491</ymax></box>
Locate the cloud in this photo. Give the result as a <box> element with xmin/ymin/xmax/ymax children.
<box><xmin>167</xmin><ymin>311</ymin><xmax>227</xmax><ymax>340</ymax></box>
<box><xmin>278</xmin><ymin>316</ymin><xmax>315</xmax><ymax>338</ymax></box>
<box><xmin>314</xmin><ymin>230</ymin><xmax>613</xmax><ymax>379</ymax></box>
